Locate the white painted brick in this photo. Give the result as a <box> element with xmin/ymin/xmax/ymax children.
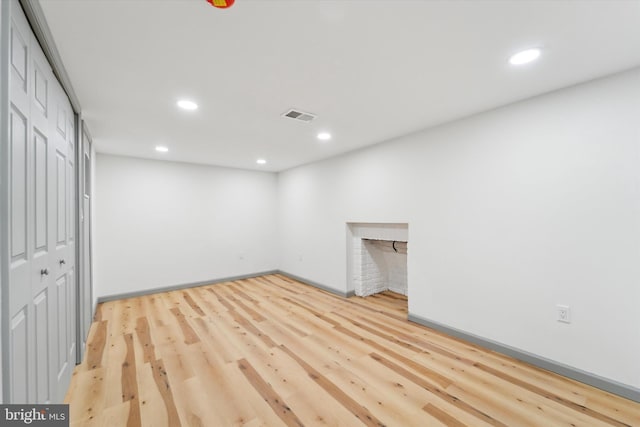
<box><xmin>353</xmin><ymin>234</ymin><xmax>408</xmax><ymax>297</ymax></box>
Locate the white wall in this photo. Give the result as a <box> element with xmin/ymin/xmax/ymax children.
<box><xmin>94</xmin><ymin>154</ymin><xmax>278</xmax><ymax>298</ymax></box>
<box><xmin>278</xmin><ymin>68</ymin><xmax>640</xmax><ymax>389</ymax></box>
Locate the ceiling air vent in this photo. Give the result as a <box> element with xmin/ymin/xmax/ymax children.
<box><xmin>282</xmin><ymin>108</ymin><xmax>316</xmax><ymax>123</ymax></box>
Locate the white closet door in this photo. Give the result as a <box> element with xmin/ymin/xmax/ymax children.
<box><xmin>4</xmin><ymin>4</ymin><xmax>31</xmax><ymax>403</ymax></box>
<box><xmin>6</xmin><ymin>0</ymin><xmax>76</xmax><ymax>403</ymax></box>
<box><xmin>31</xmin><ymin>16</ymin><xmax>55</xmax><ymax>405</ymax></box>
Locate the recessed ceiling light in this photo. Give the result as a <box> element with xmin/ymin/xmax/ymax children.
<box><xmin>177</xmin><ymin>99</ymin><xmax>198</xmax><ymax>110</ymax></box>
<box><xmin>155</xmin><ymin>146</ymin><xmax>169</xmax><ymax>153</ymax></box>
<box><xmin>256</xmin><ymin>159</ymin><xmax>267</xmax><ymax>165</ymax></box>
<box><xmin>317</xmin><ymin>132</ymin><xmax>332</xmax><ymax>141</ymax></box>
<box><xmin>509</xmin><ymin>48</ymin><xmax>541</xmax><ymax>66</ymax></box>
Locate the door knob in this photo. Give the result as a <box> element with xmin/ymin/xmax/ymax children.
<box><xmin>41</xmin><ymin>269</ymin><xmax>49</xmax><ymax>276</ymax></box>
<box><xmin>59</xmin><ymin>259</ymin><xmax>66</xmax><ymax>265</ymax></box>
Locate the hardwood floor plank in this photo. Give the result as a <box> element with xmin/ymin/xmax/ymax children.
<box><xmin>145</xmin><ymin>295</ymin><xmax>168</xmax><ymax>327</ymax></box>
<box><xmin>103</xmin><ymin>333</ymin><xmax>130</xmax><ymax>409</ymax></box>
<box><xmin>324</xmin><ymin>362</ymin><xmax>435</xmax><ymax>427</ymax></box>
<box><xmin>351</xmin><ymin>355</ymin><xmax>496</xmax><ymax>427</ymax></box>
<box><xmin>411</xmin><ymin>351</ymin><xmax>606</xmax><ymax>426</ymax></box>
<box><xmin>121</xmin><ymin>334</ymin><xmax>137</xmax><ymax>402</ymax></box>
<box><xmin>64</xmin><ymin>367</ymin><xmax>106</xmax><ymax>423</ymax></box>
<box><xmin>423</xmin><ymin>403</ymin><xmax>467</xmax><ymax>427</ymax></box>
<box><xmin>280</xmin><ymin>345</ymin><xmax>387</xmax><ymax>427</ymax></box>
<box><xmin>229</xmin><ymin>283</ymin><xmax>260</xmax><ymax>304</ymax></box>
<box><xmin>151</xmin><ymin>323</ymin><xmax>196</xmax><ymax>383</ymax></box>
<box><xmin>67</xmin><ymin>275</ymin><xmax>640</xmax><ymax>426</ymax></box>
<box><xmin>190</xmin><ymin>287</ymin><xmax>224</xmax><ymax>316</ymax></box>
<box><xmin>134</xmin><ymin>317</ymin><xmax>156</xmax><ymax>364</ymax></box>
<box><xmin>475</xmin><ymin>363</ymin><xmax>632</xmax><ymax>427</ymax></box>
<box><xmin>230</xmin><ymin>295</ymin><xmax>267</xmax><ymax>323</ymax></box>
<box><xmin>149</xmin><ymin>358</ymin><xmax>182</xmax><ymax>427</ymax></box>
<box><xmin>186</xmin><ymin>342</ymin><xmax>288</xmax><ymax>426</ymax></box>
<box><xmin>93</xmin><ymin>303</ymin><xmax>103</xmax><ymax>322</ymax></box>
<box><xmin>85</xmin><ymin>320</ymin><xmax>107</xmax><ymax>370</ymax></box>
<box><xmin>121</xmin><ymin>333</ymin><xmax>141</xmax><ymax>427</ymax></box>
<box><xmin>181</xmin><ymin>292</ymin><xmax>205</xmax><ymax>317</ymax></box>
<box><xmin>225</xmin><ymin>302</ymin><xmax>278</xmax><ymax>348</ymax></box>
<box><xmin>97</xmin><ymin>402</ymin><xmax>131</xmax><ymax>427</ymax></box>
<box><xmin>136</xmin><ymin>362</ymin><xmax>168</xmax><ymax>427</ymax></box>
<box><xmin>172</xmin><ymin>375</ymin><xmax>223</xmax><ymax>426</ymax></box>
<box><xmin>206</xmin><ymin>287</ymin><xmax>236</xmax><ymax>312</ymax></box>
<box><xmin>169</xmin><ymin>307</ymin><xmax>200</xmax><ymax>345</ymax></box>
<box><xmin>190</xmin><ymin>316</ymin><xmax>241</xmax><ymax>364</ymax></box>
<box><xmin>341</xmin><ymin>311</ymin><xmax>476</xmax><ymax>365</ymax></box>
<box><xmin>237</xmin><ymin>358</ymin><xmax>304</xmax><ymax>427</ymax></box>
<box><xmin>370</xmin><ymin>352</ymin><xmax>509</xmax><ymax>426</ymax></box>
<box><xmin>333</xmin><ymin>325</ymin><xmax>453</xmax><ymax>389</ymax></box>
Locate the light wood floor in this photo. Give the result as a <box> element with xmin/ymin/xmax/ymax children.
<box><xmin>65</xmin><ymin>274</ymin><xmax>640</xmax><ymax>426</ymax></box>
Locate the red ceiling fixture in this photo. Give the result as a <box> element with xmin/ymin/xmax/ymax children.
<box><xmin>206</xmin><ymin>0</ymin><xmax>235</xmax><ymax>8</ymax></box>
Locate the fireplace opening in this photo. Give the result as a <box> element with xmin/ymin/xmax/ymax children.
<box><xmin>356</xmin><ymin>238</ymin><xmax>408</xmax><ymax>296</ymax></box>
<box><xmin>348</xmin><ymin>223</ymin><xmax>409</xmax><ymax>299</ymax></box>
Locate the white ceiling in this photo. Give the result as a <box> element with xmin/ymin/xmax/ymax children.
<box><xmin>39</xmin><ymin>0</ymin><xmax>640</xmax><ymax>172</ymax></box>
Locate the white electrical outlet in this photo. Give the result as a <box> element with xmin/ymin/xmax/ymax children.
<box><xmin>557</xmin><ymin>305</ymin><xmax>571</xmax><ymax>323</ymax></box>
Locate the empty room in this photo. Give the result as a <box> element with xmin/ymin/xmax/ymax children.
<box><xmin>1</xmin><ymin>0</ymin><xmax>640</xmax><ymax>426</ymax></box>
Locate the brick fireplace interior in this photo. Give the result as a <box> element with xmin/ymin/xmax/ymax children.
<box><xmin>348</xmin><ymin>223</ymin><xmax>408</xmax><ymax>298</ymax></box>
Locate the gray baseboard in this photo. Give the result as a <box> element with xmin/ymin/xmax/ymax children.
<box><xmin>408</xmin><ymin>313</ymin><xmax>640</xmax><ymax>403</ymax></box>
<box><xmin>277</xmin><ymin>270</ymin><xmax>355</xmax><ymax>298</ymax></box>
<box><xmin>96</xmin><ymin>270</ymin><xmax>279</xmax><ymax>303</ymax></box>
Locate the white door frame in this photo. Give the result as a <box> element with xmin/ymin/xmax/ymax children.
<box><xmin>76</xmin><ymin>119</ymin><xmax>93</xmax><ymax>363</ymax></box>
<box><xmin>0</xmin><ymin>0</ymin><xmax>10</xmax><ymax>403</ymax></box>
